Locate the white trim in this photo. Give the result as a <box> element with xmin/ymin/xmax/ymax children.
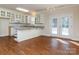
<box><xmin>0</xmin><ymin>35</ymin><xmax>9</xmax><ymax>37</ymax></box>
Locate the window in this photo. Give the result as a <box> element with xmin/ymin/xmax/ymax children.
<box><xmin>61</xmin><ymin>17</ymin><xmax>69</xmax><ymax>35</ymax></box>
<box><xmin>52</xmin><ymin>18</ymin><xmax>57</xmax><ymax>34</ymax></box>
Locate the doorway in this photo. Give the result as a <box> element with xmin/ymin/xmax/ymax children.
<box><xmin>52</xmin><ymin>15</ymin><xmax>72</xmax><ymax>38</ymax></box>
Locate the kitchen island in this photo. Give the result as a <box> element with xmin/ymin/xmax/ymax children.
<box><xmin>10</xmin><ymin>23</ymin><xmax>44</xmax><ymax>42</ymax></box>
<box><xmin>14</xmin><ymin>28</ymin><xmax>42</xmax><ymax>42</ymax></box>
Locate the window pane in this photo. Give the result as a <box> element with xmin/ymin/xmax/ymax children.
<box><xmin>61</xmin><ymin>17</ymin><xmax>69</xmax><ymax>35</ymax></box>
<box><xmin>52</xmin><ymin>18</ymin><xmax>57</xmax><ymax>27</ymax></box>
<box><xmin>52</xmin><ymin>18</ymin><xmax>57</xmax><ymax>34</ymax></box>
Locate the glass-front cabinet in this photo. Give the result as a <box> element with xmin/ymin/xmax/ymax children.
<box><xmin>0</xmin><ymin>8</ymin><xmax>44</xmax><ymax>29</ymax></box>
<box><xmin>1</xmin><ymin>11</ymin><xmax>5</xmax><ymax>16</ymax></box>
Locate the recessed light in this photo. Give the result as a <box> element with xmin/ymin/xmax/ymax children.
<box><xmin>16</xmin><ymin>7</ymin><xmax>29</xmax><ymax>12</ymax></box>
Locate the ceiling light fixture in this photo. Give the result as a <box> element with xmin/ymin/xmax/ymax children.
<box><xmin>16</xmin><ymin>7</ymin><xmax>29</xmax><ymax>12</ymax></box>
<box><xmin>31</xmin><ymin>11</ymin><xmax>36</xmax><ymax>16</ymax></box>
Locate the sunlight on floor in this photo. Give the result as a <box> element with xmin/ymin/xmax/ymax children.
<box><xmin>69</xmin><ymin>41</ymin><xmax>79</xmax><ymax>46</ymax></box>
<box><xmin>56</xmin><ymin>39</ymin><xmax>68</xmax><ymax>44</ymax></box>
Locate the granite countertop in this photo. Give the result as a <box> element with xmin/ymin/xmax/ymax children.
<box><xmin>10</xmin><ymin>23</ymin><xmax>44</xmax><ymax>30</ymax></box>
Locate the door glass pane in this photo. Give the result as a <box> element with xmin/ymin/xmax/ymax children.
<box><xmin>52</xmin><ymin>18</ymin><xmax>57</xmax><ymax>34</ymax></box>
<box><xmin>61</xmin><ymin>17</ymin><xmax>69</xmax><ymax>35</ymax></box>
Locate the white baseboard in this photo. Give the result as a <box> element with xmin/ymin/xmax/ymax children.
<box><xmin>0</xmin><ymin>35</ymin><xmax>9</xmax><ymax>37</ymax></box>
<box><xmin>42</xmin><ymin>34</ymin><xmax>79</xmax><ymax>41</ymax></box>
<box><xmin>71</xmin><ymin>38</ymin><xmax>79</xmax><ymax>41</ymax></box>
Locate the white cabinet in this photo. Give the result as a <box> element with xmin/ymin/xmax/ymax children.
<box><xmin>10</xmin><ymin>13</ymin><xmax>15</xmax><ymax>22</ymax></box>
<box><xmin>0</xmin><ymin>9</ymin><xmax>12</xmax><ymax>18</ymax></box>
<box><xmin>21</xmin><ymin>15</ymin><xmax>25</xmax><ymax>23</ymax></box>
<box><xmin>39</xmin><ymin>14</ymin><xmax>44</xmax><ymax>23</ymax></box>
<box><xmin>0</xmin><ymin>8</ymin><xmax>29</xmax><ymax>23</ymax></box>
<box><xmin>15</xmin><ymin>29</ymin><xmax>41</xmax><ymax>42</ymax></box>
<box><xmin>1</xmin><ymin>10</ymin><xmax>5</xmax><ymax>17</ymax></box>
<box><xmin>24</xmin><ymin>16</ymin><xmax>28</xmax><ymax>23</ymax></box>
<box><xmin>35</xmin><ymin>14</ymin><xmax>44</xmax><ymax>24</ymax></box>
<box><xmin>26</xmin><ymin>16</ymin><xmax>36</xmax><ymax>24</ymax></box>
<box><xmin>7</xmin><ymin>11</ymin><xmax>11</xmax><ymax>17</ymax></box>
<box><xmin>10</xmin><ymin>13</ymin><xmax>28</xmax><ymax>23</ymax></box>
<box><xmin>30</xmin><ymin>16</ymin><xmax>36</xmax><ymax>24</ymax></box>
<box><xmin>26</xmin><ymin>16</ymin><xmax>31</xmax><ymax>23</ymax></box>
<box><xmin>10</xmin><ymin>27</ymin><xmax>16</xmax><ymax>36</ymax></box>
<box><xmin>0</xmin><ymin>10</ymin><xmax>6</xmax><ymax>18</ymax></box>
<box><xmin>0</xmin><ymin>8</ymin><xmax>44</xmax><ymax>24</ymax></box>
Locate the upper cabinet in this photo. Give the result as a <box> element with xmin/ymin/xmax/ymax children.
<box><xmin>7</xmin><ymin>12</ymin><xmax>11</xmax><ymax>17</ymax></box>
<box><xmin>0</xmin><ymin>8</ymin><xmax>28</xmax><ymax>23</ymax></box>
<box><xmin>0</xmin><ymin>8</ymin><xmax>44</xmax><ymax>28</ymax></box>
<box><xmin>0</xmin><ymin>10</ymin><xmax>6</xmax><ymax>18</ymax></box>
<box><xmin>1</xmin><ymin>10</ymin><xmax>5</xmax><ymax>16</ymax></box>
<box><xmin>35</xmin><ymin>13</ymin><xmax>44</xmax><ymax>24</ymax></box>
<box><xmin>0</xmin><ymin>9</ymin><xmax>12</xmax><ymax>18</ymax></box>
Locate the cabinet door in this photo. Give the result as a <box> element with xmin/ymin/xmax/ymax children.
<box><xmin>11</xmin><ymin>13</ymin><xmax>15</xmax><ymax>19</ymax></box>
<box><xmin>10</xmin><ymin>13</ymin><xmax>15</xmax><ymax>22</ymax></box>
<box><xmin>27</xmin><ymin>16</ymin><xmax>31</xmax><ymax>23</ymax></box>
<box><xmin>39</xmin><ymin>14</ymin><xmax>44</xmax><ymax>23</ymax></box>
<box><xmin>31</xmin><ymin>16</ymin><xmax>36</xmax><ymax>24</ymax></box>
<box><xmin>7</xmin><ymin>12</ymin><xmax>11</xmax><ymax>17</ymax></box>
<box><xmin>25</xmin><ymin>16</ymin><xmax>28</xmax><ymax>23</ymax></box>
<box><xmin>1</xmin><ymin>10</ymin><xmax>5</xmax><ymax>17</ymax></box>
<box><xmin>18</xmin><ymin>14</ymin><xmax>21</xmax><ymax>19</ymax></box>
<box><xmin>14</xmin><ymin>14</ymin><xmax>19</xmax><ymax>22</ymax></box>
<box><xmin>35</xmin><ymin>15</ymin><xmax>40</xmax><ymax>23</ymax></box>
<box><xmin>21</xmin><ymin>15</ymin><xmax>24</xmax><ymax>23</ymax></box>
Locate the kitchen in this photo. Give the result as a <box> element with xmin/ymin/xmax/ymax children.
<box><xmin>0</xmin><ymin>7</ymin><xmax>44</xmax><ymax>42</ymax></box>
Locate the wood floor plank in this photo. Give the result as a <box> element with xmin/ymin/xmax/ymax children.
<box><xmin>0</xmin><ymin>36</ymin><xmax>79</xmax><ymax>55</ymax></box>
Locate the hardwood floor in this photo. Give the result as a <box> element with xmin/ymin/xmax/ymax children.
<box><xmin>0</xmin><ymin>36</ymin><xmax>79</xmax><ymax>55</ymax></box>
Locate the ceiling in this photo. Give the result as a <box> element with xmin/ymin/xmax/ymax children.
<box><xmin>0</xmin><ymin>4</ymin><xmax>63</xmax><ymax>11</ymax></box>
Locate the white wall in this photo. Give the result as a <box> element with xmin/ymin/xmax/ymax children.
<box><xmin>42</xmin><ymin>5</ymin><xmax>79</xmax><ymax>41</ymax></box>
<box><xmin>41</xmin><ymin>14</ymin><xmax>52</xmax><ymax>36</ymax></box>
<box><xmin>72</xmin><ymin>8</ymin><xmax>79</xmax><ymax>41</ymax></box>
<box><xmin>0</xmin><ymin>19</ymin><xmax>9</xmax><ymax>36</ymax></box>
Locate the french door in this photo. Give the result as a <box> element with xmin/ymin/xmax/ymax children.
<box><xmin>52</xmin><ymin>16</ymin><xmax>71</xmax><ymax>38</ymax></box>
